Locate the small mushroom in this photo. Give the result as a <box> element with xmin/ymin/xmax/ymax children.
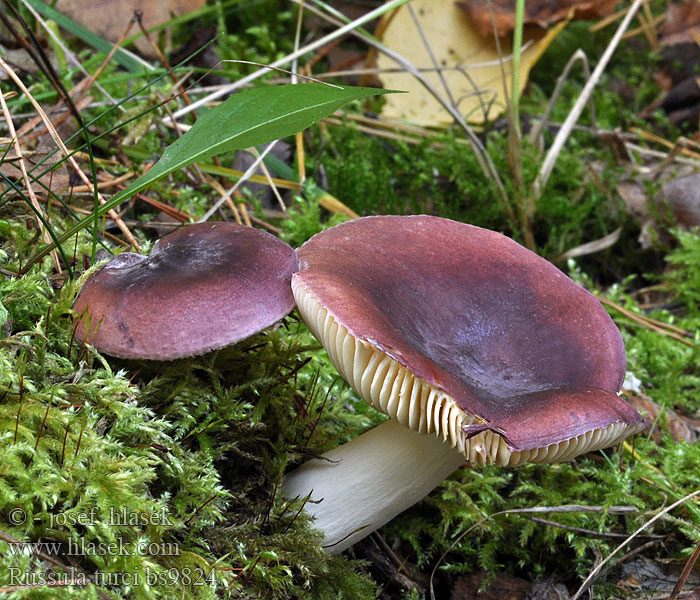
<box><xmin>284</xmin><ymin>215</ymin><xmax>644</xmax><ymax>552</ymax></box>
<box><xmin>74</xmin><ymin>222</ymin><xmax>299</xmax><ymax>360</ymax></box>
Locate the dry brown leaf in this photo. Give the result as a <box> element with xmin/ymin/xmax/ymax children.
<box><xmin>56</xmin><ymin>0</ymin><xmax>206</xmax><ymax>58</ymax></box>
<box><xmin>456</xmin><ymin>0</ymin><xmax>620</xmax><ymax>38</ymax></box>
<box><xmin>617</xmin><ymin>169</ymin><xmax>700</xmax><ymax>247</ymax></box>
<box><xmin>625</xmin><ymin>390</ymin><xmax>700</xmax><ymax>444</ymax></box>
<box><xmin>658</xmin><ymin>0</ymin><xmax>700</xmax><ymax>47</ymax></box>
<box><xmin>451</xmin><ymin>572</ymin><xmax>570</xmax><ymax>600</ymax></box>
<box><xmin>0</xmin><ymin>146</ymin><xmax>71</xmax><ymax>195</ymax></box>
<box><xmin>376</xmin><ymin>0</ymin><xmax>565</xmax><ymax>126</ymax></box>
<box><xmin>617</xmin><ymin>557</ymin><xmax>700</xmax><ymax>596</ymax></box>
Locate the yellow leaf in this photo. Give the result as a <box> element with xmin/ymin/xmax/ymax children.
<box><xmin>376</xmin><ymin>0</ymin><xmax>567</xmax><ymax>126</ymax></box>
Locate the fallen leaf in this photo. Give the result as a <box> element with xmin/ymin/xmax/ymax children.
<box><xmin>658</xmin><ymin>0</ymin><xmax>700</xmax><ymax>47</ymax></box>
<box><xmin>658</xmin><ymin>172</ymin><xmax>700</xmax><ymax>229</ymax></box>
<box><xmin>617</xmin><ymin>169</ymin><xmax>700</xmax><ymax>247</ymax></box>
<box><xmin>0</xmin><ymin>145</ymin><xmax>71</xmax><ymax>195</ymax></box>
<box><xmin>0</xmin><ymin>46</ymin><xmax>45</xmax><ymax>79</ymax></box>
<box><xmin>56</xmin><ymin>0</ymin><xmax>207</xmax><ymax>58</ymax></box>
<box><xmin>657</xmin><ymin>76</ymin><xmax>700</xmax><ymax>127</ymax></box>
<box><xmin>646</xmin><ymin>40</ymin><xmax>700</xmax><ymax>127</ymax></box>
<box><xmin>617</xmin><ymin>557</ymin><xmax>700</xmax><ymax>595</ymax></box>
<box><xmin>624</xmin><ymin>390</ymin><xmax>700</xmax><ymax>443</ymax></box>
<box><xmin>456</xmin><ymin>0</ymin><xmax>620</xmax><ymax>38</ymax></box>
<box><xmin>376</xmin><ymin>0</ymin><xmax>565</xmax><ymax>126</ymax></box>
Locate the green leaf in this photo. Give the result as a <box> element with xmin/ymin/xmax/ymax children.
<box><xmin>29</xmin><ymin>83</ymin><xmax>399</xmax><ymax>267</ymax></box>
<box><xmin>122</xmin><ymin>83</ymin><xmax>395</xmax><ymax>200</ymax></box>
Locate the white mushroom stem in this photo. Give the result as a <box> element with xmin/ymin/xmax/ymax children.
<box><xmin>283</xmin><ymin>419</ymin><xmax>465</xmax><ymax>553</ymax></box>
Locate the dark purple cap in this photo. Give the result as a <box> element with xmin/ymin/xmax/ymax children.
<box><xmin>293</xmin><ymin>216</ymin><xmax>643</xmax><ymax>461</ymax></box>
<box><xmin>74</xmin><ymin>222</ymin><xmax>299</xmax><ymax>360</ymax></box>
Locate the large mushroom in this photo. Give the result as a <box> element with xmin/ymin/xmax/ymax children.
<box><xmin>283</xmin><ymin>215</ymin><xmax>644</xmax><ymax>552</ymax></box>
<box><xmin>74</xmin><ymin>222</ymin><xmax>299</xmax><ymax>360</ymax></box>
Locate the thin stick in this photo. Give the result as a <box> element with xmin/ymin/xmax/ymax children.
<box><xmin>669</xmin><ymin>539</ymin><xmax>700</xmax><ymax>600</ymax></box>
<box><xmin>290</xmin><ymin>0</ymin><xmax>510</xmax><ymax>210</ymax></box>
<box><xmin>168</xmin><ymin>0</ymin><xmax>414</xmax><ymax>121</ymax></box>
<box><xmin>0</xmin><ymin>87</ymin><xmax>61</xmax><ymax>272</ymax></box>
<box><xmin>199</xmin><ymin>142</ymin><xmax>277</xmax><ymax>222</ymax></box>
<box><xmin>598</xmin><ymin>296</ymin><xmax>694</xmax><ymax>346</ymax></box>
<box><xmin>528</xmin><ymin>49</ymin><xmax>592</xmax><ymax>150</ymax></box>
<box><xmin>238</xmin><ymin>198</ymin><xmax>252</xmax><ymax>227</ymax></box>
<box><xmin>290</xmin><ymin>0</ymin><xmax>305</xmax><ymax>86</ymax></box>
<box><xmin>19</xmin><ymin>0</ymin><xmax>121</xmax><ymax>109</ymax></box>
<box><xmin>69</xmin><ymin>172</ymin><xmax>135</xmax><ymax>193</ymax></box>
<box><xmin>429</xmin><ymin>504</ymin><xmax>640</xmax><ymax>600</ymax></box>
<box><xmin>589</xmin><ymin>5</ymin><xmax>630</xmax><ymax>32</ymax></box>
<box><xmin>0</xmin><ymin>58</ymin><xmax>140</xmax><ymax>253</ymax></box>
<box><xmin>291</xmin><ymin>3</ymin><xmax>306</xmax><ymax>186</ymax></box>
<box><xmin>134</xmin><ymin>10</ymin><xmax>192</xmax><ymax>106</ymax></box>
<box><xmin>511</xmin><ymin>0</ymin><xmax>525</xmax><ymax>119</ymax></box>
<box><xmin>633</xmin><ymin>128</ymin><xmax>700</xmax><ymax>161</ymax></box>
<box><xmin>534</xmin><ymin>0</ymin><xmax>645</xmax><ymax>197</ymax></box>
<box><xmin>323</xmin><ymin>116</ymin><xmax>427</xmax><ymax>145</ymax></box>
<box><xmin>406</xmin><ymin>3</ymin><xmax>457</xmax><ymax>111</ymax></box>
<box><xmin>528</xmin><ymin>516</ymin><xmax>664</xmax><ymax>540</ymax></box>
<box><xmin>248</xmin><ymin>146</ymin><xmax>286</xmax><ymax>211</ymax></box>
<box><xmin>570</xmin><ymin>489</ymin><xmax>700</xmax><ymax>600</ymax></box>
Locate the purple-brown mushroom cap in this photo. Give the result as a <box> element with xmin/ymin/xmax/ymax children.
<box><xmin>292</xmin><ymin>215</ymin><xmax>644</xmax><ymax>466</ymax></box>
<box><xmin>74</xmin><ymin>222</ymin><xmax>299</xmax><ymax>360</ymax></box>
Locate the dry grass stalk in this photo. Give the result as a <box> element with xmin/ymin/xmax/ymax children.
<box><xmin>0</xmin><ymin>57</ymin><xmax>140</xmax><ymax>253</ymax></box>
<box><xmin>0</xmin><ymin>89</ymin><xmax>61</xmax><ymax>272</ymax></box>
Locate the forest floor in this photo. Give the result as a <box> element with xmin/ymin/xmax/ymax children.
<box><xmin>1</xmin><ymin>1</ymin><xmax>700</xmax><ymax>599</ymax></box>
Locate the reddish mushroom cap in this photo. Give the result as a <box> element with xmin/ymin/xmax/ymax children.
<box><xmin>74</xmin><ymin>222</ymin><xmax>299</xmax><ymax>360</ymax></box>
<box><xmin>293</xmin><ymin>216</ymin><xmax>643</xmax><ymax>466</ymax></box>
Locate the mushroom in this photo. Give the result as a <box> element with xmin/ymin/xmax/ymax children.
<box><xmin>74</xmin><ymin>222</ymin><xmax>299</xmax><ymax>360</ymax></box>
<box><xmin>283</xmin><ymin>215</ymin><xmax>644</xmax><ymax>553</ymax></box>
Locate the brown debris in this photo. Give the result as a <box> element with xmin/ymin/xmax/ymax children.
<box><xmin>647</xmin><ymin>0</ymin><xmax>700</xmax><ymax>127</ymax></box>
<box><xmin>451</xmin><ymin>572</ymin><xmax>569</xmax><ymax>600</ymax></box>
<box><xmin>456</xmin><ymin>0</ymin><xmax>620</xmax><ymax>38</ymax></box>
<box><xmin>353</xmin><ymin>535</ymin><xmax>426</xmax><ymax>597</ymax></box>
<box><xmin>617</xmin><ymin>557</ymin><xmax>700</xmax><ymax>597</ymax></box>
<box><xmin>625</xmin><ymin>390</ymin><xmax>700</xmax><ymax>444</ymax></box>
<box><xmin>658</xmin><ymin>0</ymin><xmax>700</xmax><ymax>47</ymax></box>
<box><xmin>56</xmin><ymin>0</ymin><xmax>206</xmax><ymax>58</ymax></box>
<box><xmin>616</xmin><ymin>167</ymin><xmax>700</xmax><ymax>248</ymax></box>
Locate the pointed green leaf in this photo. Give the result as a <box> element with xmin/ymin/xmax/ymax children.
<box><xmin>29</xmin><ymin>83</ymin><xmax>397</xmax><ymax>267</ymax></box>
<box><xmin>122</xmin><ymin>83</ymin><xmax>395</xmax><ymax>200</ymax></box>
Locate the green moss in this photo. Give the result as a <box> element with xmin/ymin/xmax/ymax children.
<box><xmin>313</xmin><ymin>124</ymin><xmax>634</xmax><ymax>264</ymax></box>
<box><xmin>0</xmin><ymin>219</ymin><xmax>377</xmax><ymax>599</ymax></box>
